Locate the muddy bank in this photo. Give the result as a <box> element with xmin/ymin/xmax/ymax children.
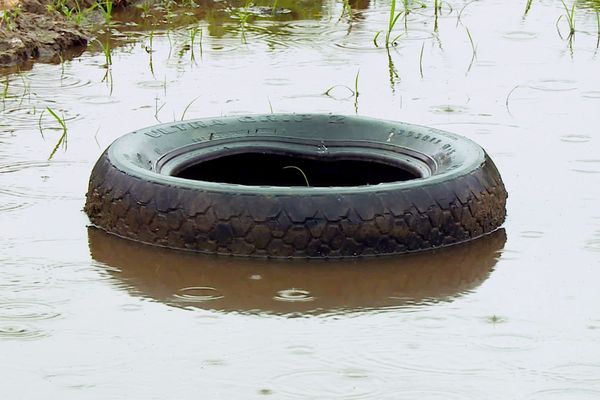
<box><xmin>0</xmin><ymin>0</ymin><xmax>125</xmax><ymax>67</ymax></box>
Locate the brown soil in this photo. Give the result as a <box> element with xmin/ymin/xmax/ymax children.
<box><xmin>0</xmin><ymin>0</ymin><xmax>124</xmax><ymax>68</ymax></box>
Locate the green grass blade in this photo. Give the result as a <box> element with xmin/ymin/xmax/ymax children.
<box><xmin>282</xmin><ymin>166</ymin><xmax>310</xmax><ymax>187</ymax></box>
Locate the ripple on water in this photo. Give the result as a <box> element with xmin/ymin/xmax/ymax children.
<box><xmin>51</xmin><ymin>262</ymin><xmax>110</xmax><ymax>283</ymax></box>
<box><xmin>335</xmin><ymin>31</ymin><xmax>399</xmax><ymax>52</ymax></box>
<box><xmin>585</xmin><ymin>232</ymin><xmax>600</xmax><ymax>253</ymax></box>
<box><xmin>273</xmin><ymin>288</ymin><xmax>315</xmax><ymax>303</ymax></box>
<box><xmin>381</xmin><ymin>390</ymin><xmax>473</xmax><ymax>400</ymax></box>
<box><xmin>270</xmin><ymin>368</ymin><xmax>385</xmax><ymax>399</ymax></box>
<box><xmin>0</xmin><ymin>302</ymin><xmax>59</xmax><ymax>320</ymax></box>
<box><xmin>570</xmin><ymin>159</ymin><xmax>600</xmax><ymax>174</ymax></box>
<box><xmin>11</xmin><ymin>68</ymin><xmax>91</xmax><ymax>92</ymax></box>
<box><xmin>202</xmin><ymin>41</ymin><xmax>240</xmax><ymax>53</ymax></box>
<box><xmin>0</xmin><ymin>200</ymin><xmax>31</xmax><ymax>212</ymax></box>
<box><xmin>476</xmin><ymin>333</ymin><xmax>538</xmax><ymax>352</ymax></box>
<box><xmin>582</xmin><ymin>91</ymin><xmax>600</xmax><ymax>99</ymax></box>
<box><xmin>78</xmin><ymin>95</ymin><xmax>120</xmax><ymax>105</ymax></box>
<box><xmin>401</xmin><ymin>29</ymin><xmax>435</xmax><ymax>41</ymax></box>
<box><xmin>560</xmin><ymin>134</ymin><xmax>591</xmax><ymax>143</ymax></box>
<box><xmin>0</xmin><ymin>104</ymin><xmax>81</xmax><ymax>131</ymax></box>
<box><xmin>0</xmin><ymin>161</ymin><xmax>81</xmax><ymax>200</ymax></box>
<box><xmin>287</xmin><ymin>344</ymin><xmax>315</xmax><ymax>355</ymax></box>
<box><xmin>548</xmin><ymin>363</ymin><xmax>600</xmax><ymax>382</ymax></box>
<box><xmin>528</xmin><ymin>79</ymin><xmax>577</xmax><ymax>92</ymax></box>
<box><xmin>429</xmin><ymin>105</ymin><xmax>469</xmax><ymax>114</ymax></box>
<box><xmin>173</xmin><ymin>286</ymin><xmax>224</xmax><ymax>302</ymax></box>
<box><xmin>136</xmin><ymin>80</ymin><xmax>168</xmax><ymax>90</ymax></box>
<box><xmin>43</xmin><ymin>373</ymin><xmax>96</xmax><ymax>389</ymax></box>
<box><xmin>520</xmin><ymin>231</ymin><xmax>544</xmax><ymax>239</ymax></box>
<box><xmin>502</xmin><ymin>31</ymin><xmax>538</xmax><ymax>41</ymax></box>
<box><xmin>0</xmin><ymin>323</ymin><xmax>48</xmax><ymax>340</ymax></box>
<box><xmin>278</xmin><ymin>21</ymin><xmax>348</xmax><ymax>47</ymax></box>
<box><xmin>529</xmin><ymin>389</ymin><xmax>600</xmax><ymax>399</ymax></box>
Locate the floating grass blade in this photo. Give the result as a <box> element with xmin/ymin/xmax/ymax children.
<box><xmin>180</xmin><ymin>96</ymin><xmax>200</xmax><ymax>120</ymax></box>
<box><xmin>465</xmin><ymin>26</ymin><xmax>477</xmax><ymax>73</ymax></box>
<box><xmin>524</xmin><ymin>0</ymin><xmax>533</xmax><ymax>15</ymax></box>
<box><xmin>323</xmin><ymin>85</ymin><xmax>354</xmax><ymax>98</ymax></box>
<box><xmin>596</xmin><ymin>10</ymin><xmax>599</xmax><ymax>48</ymax></box>
<box><xmin>354</xmin><ymin>68</ymin><xmax>360</xmax><ymax>114</ymax></box>
<box><xmin>373</xmin><ymin>31</ymin><xmax>381</xmax><ymax>47</ymax></box>
<box><xmin>560</xmin><ymin>0</ymin><xmax>575</xmax><ymax>37</ymax></box>
<box><xmin>282</xmin><ymin>166</ymin><xmax>310</xmax><ymax>187</ymax></box>
<box><xmin>46</xmin><ymin>107</ymin><xmax>68</xmax><ymax>160</ymax></box>
<box><xmin>419</xmin><ymin>42</ymin><xmax>425</xmax><ymax>78</ymax></box>
<box><xmin>38</xmin><ymin>109</ymin><xmax>45</xmax><ymax>138</ymax></box>
<box><xmin>2</xmin><ymin>77</ymin><xmax>8</xmax><ymax>100</ymax></box>
<box><xmin>384</xmin><ymin>0</ymin><xmax>404</xmax><ymax>48</ymax></box>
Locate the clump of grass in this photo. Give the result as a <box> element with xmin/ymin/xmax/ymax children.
<box><xmin>97</xmin><ymin>39</ymin><xmax>113</xmax><ymax>94</ymax></box>
<box><xmin>340</xmin><ymin>0</ymin><xmax>353</xmax><ymax>21</ymax></box>
<box><xmin>236</xmin><ymin>0</ymin><xmax>253</xmax><ymax>44</ymax></box>
<box><xmin>524</xmin><ymin>0</ymin><xmax>533</xmax><ymax>15</ymax></box>
<box><xmin>556</xmin><ymin>0</ymin><xmax>575</xmax><ymax>41</ymax></box>
<box><xmin>374</xmin><ymin>0</ymin><xmax>404</xmax><ymax>48</ymax></box>
<box><xmin>1</xmin><ymin>5</ymin><xmax>21</xmax><ymax>31</ymax></box>
<box><xmin>95</xmin><ymin>39</ymin><xmax>112</xmax><ymax>67</ymax></box>
<box><xmin>282</xmin><ymin>166</ymin><xmax>310</xmax><ymax>187</ymax></box>
<box><xmin>46</xmin><ymin>107</ymin><xmax>68</xmax><ymax>160</ymax></box>
<box><xmin>139</xmin><ymin>0</ymin><xmax>152</xmax><ymax>16</ymax></box>
<box><xmin>98</xmin><ymin>0</ymin><xmax>114</xmax><ymax>25</ymax></box>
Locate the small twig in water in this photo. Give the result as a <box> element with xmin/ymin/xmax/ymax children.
<box><xmin>505</xmin><ymin>84</ymin><xmax>520</xmax><ymax>116</ymax></box>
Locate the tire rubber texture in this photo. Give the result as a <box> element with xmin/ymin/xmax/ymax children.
<box><xmin>84</xmin><ymin>114</ymin><xmax>507</xmax><ymax>258</ymax></box>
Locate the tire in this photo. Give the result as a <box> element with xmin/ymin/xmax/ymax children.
<box><xmin>84</xmin><ymin>114</ymin><xmax>507</xmax><ymax>258</ymax></box>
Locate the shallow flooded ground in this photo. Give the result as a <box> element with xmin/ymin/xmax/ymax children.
<box><xmin>2</xmin><ymin>0</ymin><xmax>600</xmax><ymax>398</ymax></box>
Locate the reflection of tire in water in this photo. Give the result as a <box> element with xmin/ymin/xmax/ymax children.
<box><xmin>88</xmin><ymin>227</ymin><xmax>506</xmax><ymax>316</ymax></box>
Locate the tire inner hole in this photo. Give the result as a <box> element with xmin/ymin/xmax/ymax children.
<box><xmin>174</xmin><ymin>152</ymin><xmax>421</xmax><ymax>187</ymax></box>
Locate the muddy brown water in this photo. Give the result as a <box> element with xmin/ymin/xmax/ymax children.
<box><xmin>2</xmin><ymin>0</ymin><xmax>600</xmax><ymax>398</ymax></box>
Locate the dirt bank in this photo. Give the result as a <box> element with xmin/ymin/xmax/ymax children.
<box><xmin>0</xmin><ymin>0</ymin><xmax>125</xmax><ymax>68</ymax></box>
